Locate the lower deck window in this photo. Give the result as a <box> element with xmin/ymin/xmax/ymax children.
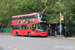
<box><xmin>11</xmin><ymin>25</ymin><xmax>27</xmax><ymax>30</ymax></box>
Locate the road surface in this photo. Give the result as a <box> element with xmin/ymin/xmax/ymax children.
<box><xmin>0</xmin><ymin>34</ymin><xmax>75</xmax><ymax>50</ymax></box>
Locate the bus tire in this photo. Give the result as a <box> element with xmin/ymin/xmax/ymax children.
<box><xmin>28</xmin><ymin>32</ymin><xmax>30</xmax><ymax>37</ymax></box>
<box><xmin>16</xmin><ymin>32</ymin><xmax>18</xmax><ymax>36</ymax></box>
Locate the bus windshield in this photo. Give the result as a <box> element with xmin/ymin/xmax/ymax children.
<box><xmin>36</xmin><ymin>23</ymin><xmax>48</xmax><ymax>32</ymax></box>
<box><xmin>38</xmin><ymin>13</ymin><xmax>47</xmax><ymax>19</ymax></box>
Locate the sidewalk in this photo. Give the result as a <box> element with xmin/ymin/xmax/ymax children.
<box><xmin>66</xmin><ymin>37</ymin><xmax>75</xmax><ymax>40</ymax></box>
<box><xmin>48</xmin><ymin>36</ymin><xmax>75</xmax><ymax>40</ymax></box>
<box><xmin>0</xmin><ymin>32</ymin><xmax>10</xmax><ymax>35</ymax></box>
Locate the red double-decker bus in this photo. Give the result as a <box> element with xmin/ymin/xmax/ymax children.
<box><xmin>11</xmin><ymin>12</ymin><xmax>49</xmax><ymax>36</ymax></box>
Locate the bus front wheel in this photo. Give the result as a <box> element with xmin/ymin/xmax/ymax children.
<box><xmin>28</xmin><ymin>32</ymin><xmax>30</xmax><ymax>37</ymax></box>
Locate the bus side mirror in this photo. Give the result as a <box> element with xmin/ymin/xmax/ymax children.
<box><xmin>32</xmin><ymin>24</ymin><xmax>36</xmax><ymax>31</ymax></box>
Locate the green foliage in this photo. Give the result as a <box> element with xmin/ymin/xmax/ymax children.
<box><xmin>0</xmin><ymin>0</ymin><xmax>75</xmax><ymax>27</ymax></box>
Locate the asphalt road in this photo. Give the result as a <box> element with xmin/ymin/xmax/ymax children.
<box><xmin>0</xmin><ymin>34</ymin><xmax>75</xmax><ymax>50</ymax></box>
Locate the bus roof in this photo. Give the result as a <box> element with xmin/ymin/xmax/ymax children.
<box><xmin>12</xmin><ymin>12</ymin><xmax>47</xmax><ymax>18</ymax></box>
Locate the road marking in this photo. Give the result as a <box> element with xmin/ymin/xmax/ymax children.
<box><xmin>14</xmin><ymin>49</ymin><xmax>17</xmax><ymax>50</ymax></box>
<box><xmin>2</xmin><ymin>45</ymin><xmax>5</xmax><ymax>46</ymax></box>
<box><xmin>54</xmin><ymin>46</ymin><xmax>74</xmax><ymax>50</ymax></box>
<box><xmin>7</xmin><ymin>46</ymin><xmax>11</xmax><ymax>48</ymax></box>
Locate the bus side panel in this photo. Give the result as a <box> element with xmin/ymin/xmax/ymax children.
<box><xmin>11</xmin><ymin>28</ymin><xmax>15</xmax><ymax>35</ymax></box>
<box><xmin>18</xmin><ymin>30</ymin><xmax>24</xmax><ymax>35</ymax></box>
<box><xmin>18</xmin><ymin>30</ymin><xmax>29</xmax><ymax>35</ymax></box>
<box><xmin>11</xmin><ymin>30</ymin><xmax>17</xmax><ymax>35</ymax></box>
<box><xmin>35</xmin><ymin>18</ymin><xmax>38</xmax><ymax>24</ymax></box>
<box><xmin>30</xmin><ymin>30</ymin><xmax>48</xmax><ymax>36</ymax></box>
<box><xmin>30</xmin><ymin>30</ymin><xmax>37</xmax><ymax>36</ymax></box>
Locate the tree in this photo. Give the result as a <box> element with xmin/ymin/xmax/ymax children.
<box><xmin>0</xmin><ymin>0</ymin><xmax>75</xmax><ymax>27</ymax></box>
